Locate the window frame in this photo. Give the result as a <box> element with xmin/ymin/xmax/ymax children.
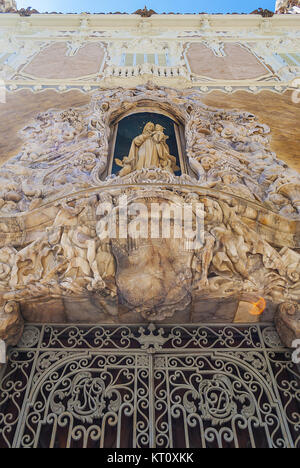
<box><xmin>106</xmin><ymin>109</ymin><xmax>188</xmax><ymax>179</ymax></box>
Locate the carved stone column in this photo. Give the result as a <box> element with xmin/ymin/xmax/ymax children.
<box><xmin>275</xmin><ymin>302</ymin><xmax>300</xmax><ymax>347</ymax></box>
<box><xmin>0</xmin><ymin>301</ymin><xmax>24</xmax><ymax>364</ymax></box>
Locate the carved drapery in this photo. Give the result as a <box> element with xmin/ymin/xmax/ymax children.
<box><xmin>0</xmin><ymin>85</ymin><xmax>299</xmax><ymax>346</ymax></box>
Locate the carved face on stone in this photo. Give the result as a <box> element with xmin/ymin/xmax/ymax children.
<box><xmin>143</xmin><ymin>122</ymin><xmax>155</xmax><ymax>135</ymax></box>
<box><xmin>155</xmin><ymin>124</ymin><xmax>164</xmax><ymax>133</ymax></box>
<box><xmin>200</xmin><ymin>198</ymin><xmax>223</xmax><ymax>224</ymax></box>
<box><xmin>201</xmin><ymin>156</ymin><xmax>215</xmax><ymax>172</ymax></box>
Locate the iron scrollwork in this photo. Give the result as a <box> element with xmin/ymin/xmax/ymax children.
<box><xmin>0</xmin><ymin>323</ymin><xmax>299</xmax><ymax>448</ymax></box>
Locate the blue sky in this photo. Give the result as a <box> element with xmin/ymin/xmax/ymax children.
<box><xmin>17</xmin><ymin>0</ymin><xmax>276</xmax><ymax>14</ymax></box>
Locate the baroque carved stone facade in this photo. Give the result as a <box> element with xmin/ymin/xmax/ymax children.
<box><xmin>0</xmin><ymin>9</ymin><xmax>299</xmax><ymax>350</ymax></box>
<box><xmin>0</xmin><ymin>84</ymin><xmax>299</xmax><ymax>347</ymax></box>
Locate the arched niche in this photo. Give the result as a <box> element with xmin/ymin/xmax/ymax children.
<box><xmin>106</xmin><ymin>106</ymin><xmax>187</xmax><ymax>178</ymax></box>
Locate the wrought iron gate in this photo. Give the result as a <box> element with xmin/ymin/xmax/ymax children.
<box><xmin>0</xmin><ymin>323</ymin><xmax>299</xmax><ymax>448</ymax></box>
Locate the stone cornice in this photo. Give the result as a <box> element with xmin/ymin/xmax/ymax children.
<box><xmin>3</xmin><ymin>80</ymin><xmax>297</xmax><ymax>96</ymax></box>
<box><xmin>0</xmin><ymin>13</ymin><xmax>300</xmax><ymax>32</ymax></box>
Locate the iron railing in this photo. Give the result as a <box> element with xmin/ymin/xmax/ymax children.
<box><xmin>0</xmin><ymin>323</ymin><xmax>299</xmax><ymax>448</ymax></box>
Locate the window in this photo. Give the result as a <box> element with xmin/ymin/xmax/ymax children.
<box><xmin>120</xmin><ymin>53</ymin><xmax>169</xmax><ymax>67</ymax></box>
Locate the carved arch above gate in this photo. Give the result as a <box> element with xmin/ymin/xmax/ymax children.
<box><xmin>0</xmin><ymin>85</ymin><xmax>300</xmax><ymax>346</ymax></box>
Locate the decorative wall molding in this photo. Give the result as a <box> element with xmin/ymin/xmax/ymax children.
<box><xmin>2</xmin><ymin>80</ymin><xmax>299</xmax><ymax>96</ymax></box>
<box><xmin>1</xmin><ymin>13</ymin><xmax>300</xmax><ymax>30</ymax></box>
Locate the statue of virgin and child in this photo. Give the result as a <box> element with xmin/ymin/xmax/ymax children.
<box><xmin>115</xmin><ymin>121</ymin><xmax>180</xmax><ymax>176</ymax></box>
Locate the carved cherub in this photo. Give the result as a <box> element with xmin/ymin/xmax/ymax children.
<box><xmin>216</xmin><ymin>171</ymin><xmax>262</xmax><ymax>202</ymax></box>
<box><xmin>192</xmin><ymin>198</ymin><xmax>223</xmax><ymax>289</ymax></box>
<box><xmin>115</xmin><ymin>155</ymin><xmax>134</xmax><ymax>177</ymax></box>
<box><xmin>189</xmin><ymin>154</ymin><xmax>220</xmax><ymax>183</ymax></box>
<box><xmin>212</xmin><ymin>224</ymin><xmax>250</xmax><ymax>279</ymax></box>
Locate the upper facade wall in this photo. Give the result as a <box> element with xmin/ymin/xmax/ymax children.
<box><xmin>0</xmin><ymin>13</ymin><xmax>299</xmax><ymax>94</ymax></box>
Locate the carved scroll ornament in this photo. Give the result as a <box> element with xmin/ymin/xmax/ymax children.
<box><xmin>275</xmin><ymin>302</ymin><xmax>300</xmax><ymax>347</ymax></box>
